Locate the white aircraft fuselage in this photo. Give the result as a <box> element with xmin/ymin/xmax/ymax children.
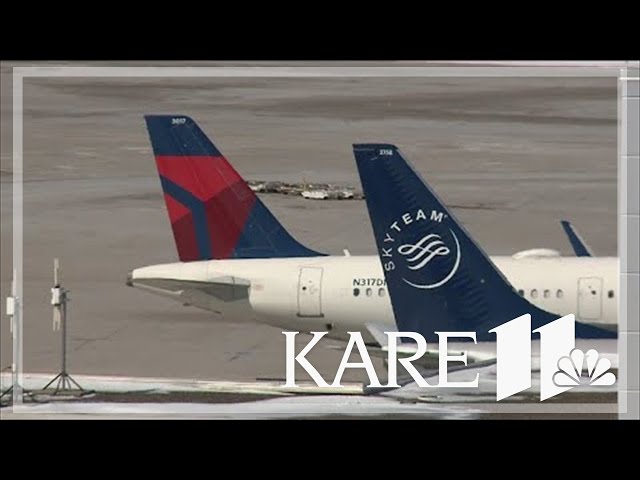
<box><xmin>129</xmin><ymin>253</ymin><xmax>618</xmax><ymax>344</ymax></box>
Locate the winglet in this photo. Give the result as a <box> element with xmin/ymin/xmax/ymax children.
<box><xmin>560</xmin><ymin>220</ymin><xmax>594</xmax><ymax>257</ymax></box>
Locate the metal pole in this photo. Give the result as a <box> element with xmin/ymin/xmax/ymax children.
<box><xmin>61</xmin><ymin>293</ymin><xmax>67</xmax><ymax>376</ymax></box>
<box><xmin>11</xmin><ymin>269</ymin><xmax>23</xmax><ymax>405</ymax></box>
<box><xmin>40</xmin><ymin>258</ymin><xmax>88</xmax><ymax>397</ymax></box>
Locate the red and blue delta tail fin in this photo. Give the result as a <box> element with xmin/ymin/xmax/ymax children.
<box><xmin>144</xmin><ymin>115</ymin><xmax>325</xmax><ymax>262</ymax></box>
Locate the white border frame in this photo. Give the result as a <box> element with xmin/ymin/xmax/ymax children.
<box><xmin>7</xmin><ymin>63</ymin><xmax>640</xmax><ymax>418</ymax></box>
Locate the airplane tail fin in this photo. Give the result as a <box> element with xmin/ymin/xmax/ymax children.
<box><xmin>144</xmin><ymin>115</ymin><xmax>324</xmax><ymax>261</ymax></box>
<box><xmin>560</xmin><ymin>220</ymin><xmax>594</xmax><ymax>257</ymax></box>
<box><xmin>353</xmin><ymin>144</ymin><xmax>615</xmax><ymax>341</ymax></box>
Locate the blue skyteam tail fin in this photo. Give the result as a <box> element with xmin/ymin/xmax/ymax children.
<box><xmin>353</xmin><ymin>144</ymin><xmax>615</xmax><ymax>341</ymax></box>
<box><xmin>560</xmin><ymin>220</ymin><xmax>594</xmax><ymax>257</ymax></box>
<box><xmin>144</xmin><ymin>115</ymin><xmax>324</xmax><ymax>261</ymax></box>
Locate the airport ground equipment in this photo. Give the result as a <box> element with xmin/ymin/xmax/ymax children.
<box><xmin>41</xmin><ymin>259</ymin><xmax>90</xmax><ymax>396</ymax></box>
<box><xmin>0</xmin><ymin>269</ymin><xmax>28</xmax><ymax>404</ymax></box>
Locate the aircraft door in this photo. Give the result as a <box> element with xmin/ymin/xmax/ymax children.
<box><xmin>578</xmin><ymin>277</ymin><xmax>603</xmax><ymax>320</ymax></box>
<box><xmin>297</xmin><ymin>267</ymin><xmax>324</xmax><ymax>317</ymax></box>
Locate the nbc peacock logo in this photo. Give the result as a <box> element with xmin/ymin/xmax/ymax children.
<box><xmin>552</xmin><ymin>348</ymin><xmax>616</xmax><ymax>388</ymax></box>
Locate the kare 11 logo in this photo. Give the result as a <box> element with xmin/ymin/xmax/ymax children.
<box><xmin>284</xmin><ymin>314</ymin><xmax>616</xmax><ymax>402</ymax></box>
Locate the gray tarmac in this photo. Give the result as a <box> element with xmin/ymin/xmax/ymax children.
<box><xmin>0</xmin><ymin>62</ymin><xmax>617</xmax><ymax>400</ymax></box>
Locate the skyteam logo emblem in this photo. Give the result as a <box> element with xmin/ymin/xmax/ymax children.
<box><xmin>398</xmin><ymin>234</ymin><xmax>450</xmax><ymax>270</ymax></box>
<box><xmin>398</xmin><ymin>231</ymin><xmax>461</xmax><ymax>289</ymax></box>
<box><xmin>379</xmin><ymin>208</ymin><xmax>461</xmax><ymax>289</ymax></box>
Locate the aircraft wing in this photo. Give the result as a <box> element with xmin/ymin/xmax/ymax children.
<box><xmin>373</xmin><ymin>360</ymin><xmax>499</xmax><ymax>401</ymax></box>
<box><xmin>128</xmin><ymin>275</ymin><xmax>250</xmax><ymax>310</ymax></box>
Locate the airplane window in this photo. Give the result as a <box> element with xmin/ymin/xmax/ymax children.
<box><xmin>378</xmin><ymin>288</ymin><xmax>386</xmax><ymax>297</ymax></box>
<box><xmin>353</xmin><ymin>288</ymin><xmax>360</xmax><ymax>297</ymax></box>
<box><xmin>366</xmin><ymin>288</ymin><xmax>373</xmax><ymax>297</ymax></box>
<box><xmin>518</xmin><ymin>289</ymin><xmax>525</xmax><ymax>296</ymax></box>
<box><xmin>531</xmin><ymin>289</ymin><xmax>538</xmax><ymax>298</ymax></box>
<box><xmin>608</xmin><ymin>290</ymin><xmax>614</xmax><ymax>298</ymax></box>
<box><xmin>544</xmin><ymin>289</ymin><xmax>550</xmax><ymax>298</ymax></box>
<box><xmin>557</xmin><ymin>289</ymin><xmax>563</xmax><ymax>298</ymax></box>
